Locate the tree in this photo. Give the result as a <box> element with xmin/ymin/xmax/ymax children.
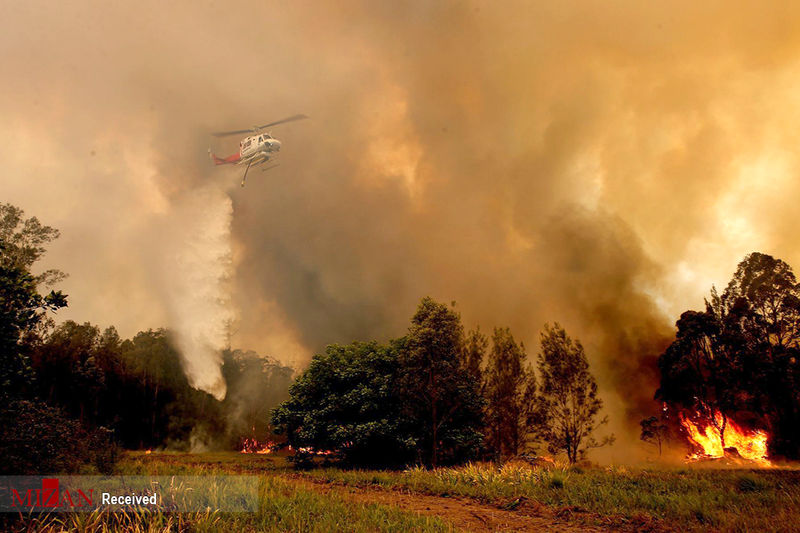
<box><xmin>116</xmin><ymin>329</ymin><xmax>224</xmax><ymax>449</ymax></box>
<box><xmin>657</xmin><ymin>252</ymin><xmax>800</xmax><ymax>458</ymax></box>
<box><xmin>397</xmin><ymin>297</ymin><xmax>485</xmax><ymax>466</ymax></box>
<box><xmin>31</xmin><ymin>322</ymin><xmax>228</xmax><ymax>451</ymax></box>
<box><xmin>0</xmin><ymin>399</ymin><xmax>116</xmax><ymax>475</ymax></box>
<box><xmin>711</xmin><ymin>252</ymin><xmax>800</xmax><ymax>351</ymax></box>
<box><xmin>712</xmin><ymin>253</ymin><xmax>800</xmax><ymax>458</ymax></box>
<box><xmin>0</xmin><ymin>204</ymin><xmax>120</xmax><ymax>475</ymax></box>
<box><xmin>0</xmin><ymin>204</ymin><xmax>67</xmax><ymax>398</ymax></box>
<box><xmin>484</xmin><ymin>327</ymin><xmax>537</xmax><ymax>460</ymax></box>
<box><xmin>640</xmin><ymin>415</ymin><xmax>668</xmax><ymax>456</ymax></box>
<box><xmin>272</xmin><ymin>341</ymin><xmax>411</xmax><ymax>466</ymax></box>
<box><xmin>534</xmin><ymin>324</ymin><xmax>613</xmax><ymax>463</ymax></box>
<box><xmin>32</xmin><ymin>321</ymin><xmax>107</xmax><ymax>424</ymax></box>
<box><xmin>0</xmin><ymin>203</ymin><xmax>66</xmax><ymax>286</ymax></box>
<box><xmin>461</xmin><ymin>327</ymin><xmax>487</xmax><ymax>389</ymax></box>
<box><xmin>222</xmin><ymin>349</ymin><xmax>294</xmax><ymax>448</ymax></box>
<box><xmin>272</xmin><ymin>298</ymin><xmax>486</xmax><ymax>468</ymax></box>
<box><xmin>0</xmin><ymin>265</ymin><xmax>46</xmax><ymax>395</ymax></box>
<box><xmin>656</xmin><ymin>310</ymin><xmax>741</xmax><ymax>450</ymax></box>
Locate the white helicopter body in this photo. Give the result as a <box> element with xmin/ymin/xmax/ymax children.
<box><xmin>209</xmin><ymin>114</ymin><xmax>306</xmax><ymax>186</ymax></box>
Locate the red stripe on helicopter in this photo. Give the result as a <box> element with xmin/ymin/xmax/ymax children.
<box><xmin>211</xmin><ymin>152</ymin><xmax>241</xmax><ymax>165</ymax></box>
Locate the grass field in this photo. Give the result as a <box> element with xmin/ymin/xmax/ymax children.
<box><xmin>6</xmin><ymin>452</ymin><xmax>800</xmax><ymax>532</ymax></box>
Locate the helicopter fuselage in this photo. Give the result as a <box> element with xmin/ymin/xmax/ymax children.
<box><xmin>210</xmin><ymin>114</ymin><xmax>305</xmax><ymax>186</ymax></box>
<box><xmin>239</xmin><ymin>134</ymin><xmax>281</xmax><ymax>163</ymax></box>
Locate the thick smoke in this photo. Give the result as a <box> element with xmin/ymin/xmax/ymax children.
<box><xmin>3</xmin><ymin>1</ymin><xmax>800</xmax><ymax>458</ymax></box>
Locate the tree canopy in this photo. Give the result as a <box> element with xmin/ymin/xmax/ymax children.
<box><xmin>398</xmin><ymin>297</ymin><xmax>485</xmax><ymax>466</ymax></box>
<box><xmin>272</xmin><ymin>341</ymin><xmax>410</xmax><ymax>466</ymax></box>
<box><xmin>535</xmin><ymin>324</ymin><xmax>613</xmax><ymax>463</ymax></box>
<box><xmin>0</xmin><ymin>204</ymin><xmax>67</xmax><ymax>398</ymax></box>
<box><xmin>484</xmin><ymin>327</ymin><xmax>537</xmax><ymax>460</ymax></box>
<box><xmin>274</xmin><ymin>297</ymin><xmax>486</xmax><ymax>467</ymax></box>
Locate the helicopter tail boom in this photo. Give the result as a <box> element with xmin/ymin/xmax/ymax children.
<box><xmin>208</xmin><ymin>149</ymin><xmax>241</xmax><ymax>165</ymax></box>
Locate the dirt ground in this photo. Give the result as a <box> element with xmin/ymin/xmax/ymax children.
<box><xmin>287</xmin><ymin>476</ymin><xmax>615</xmax><ymax>532</ymax></box>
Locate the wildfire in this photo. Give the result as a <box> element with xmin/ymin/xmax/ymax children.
<box><xmin>296</xmin><ymin>446</ymin><xmax>335</xmax><ymax>456</ymax></box>
<box><xmin>680</xmin><ymin>411</ymin><xmax>771</xmax><ymax>466</ymax></box>
<box><xmin>239</xmin><ymin>434</ymin><xmax>335</xmax><ymax>456</ymax></box>
<box><xmin>284</xmin><ymin>445</ymin><xmax>336</xmax><ymax>456</ymax></box>
<box><xmin>240</xmin><ymin>438</ymin><xmax>275</xmax><ymax>454</ymax></box>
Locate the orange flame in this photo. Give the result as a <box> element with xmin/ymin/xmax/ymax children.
<box><xmin>284</xmin><ymin>445</ymin><xmax>335</xmax><ymax>456</ymax></box>
<box><xmin>680</xmin><ymin>410</ymin><xmax>770</xmax><ymax>466</ymax></box>
<box><xmin>240</xmin><ymin>437</ymin><xmax>275</xmax><ymax>454</ymax></box>
<box><xmin>296</xmin><ymin>446</ymin><xmax>335</xmax><ymax>456</ymax></box>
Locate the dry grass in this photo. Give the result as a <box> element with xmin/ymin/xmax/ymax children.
<box><xmin>7</xmin><ymin>452</ymin><xmax>800</xmax><ymax>532</ymax></box>
<box><xmin>307</xmin><ymin>460</ymin><xmax>800</xmax><ymax>532</ymax></box>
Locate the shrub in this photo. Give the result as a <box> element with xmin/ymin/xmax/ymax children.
<box><xmin>0</xmin><ymin>399</ymin><xmax>118</xmax><ymax>474</ymax></box>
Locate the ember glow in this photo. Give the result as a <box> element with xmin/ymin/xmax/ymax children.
<box><xmin>296</xmin><ymin>447</ymin><xmax>335</xmax><ymax>456</ymax></box>
<box><xmin>680</xmin><ymin>411</ymin><xmax>770</xmax><ymax>466</ymax></box>
<box><xmin>240</xmin><ymin>438</ymin><xmax>275</xmax><ymax>454</ymax></box>
<box><xmin>286</xmin><ymin>446</ymin><xmax>336</xmax><ymax>457</ymax></box>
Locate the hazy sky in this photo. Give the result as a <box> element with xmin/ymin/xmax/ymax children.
<box><xmin>3</xmin><ymin>1</ymin><xmax>800</xmax><ymax>459</ymax></box>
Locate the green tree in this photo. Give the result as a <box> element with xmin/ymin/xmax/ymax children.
<box><xmin>0</xmin><ymin>204</ymin><xmax>118</xmax><ymax>475</ymax></box>
<box><xmin>32</xmin><ymin>321</ymin><xmax>106</xmax><ymax>424</ymax></box>
<box><xmin>0</xmin><ymin>203</ymin><xmax>66</xmax><ymax>286</ymax></box>
<box><xmin>0</xmin><ymin>399</ymin><xmax>116</xmax><ymax>475</ymax></box>
<box><xmin>461</xmin><ymin>326</ymin><xmax>488</xmax><ymax>388</ymax></box>
<box><xmin>118</xmin><ymin>329</ymin><xmax>223</xmax><ymax>449</ymax></box>
<box><xmin>535</xmin><ymin>324</ymin><xmax>613</xmax><ymax>463</ymax></box>
<box><xmin>0</xmin><ymin>204</ymin><xmax>67</xmax><ymax>398</ymax></box>
<box><xmin>272</xmin><ymin>341</ymin><xmax>411</xmax><ymax>466</ymax></box>
<box><xmin>398</xmin><ymin>297</ymin><xmax>484</xmax><ymax>466</ymax></box>
<box><xmin>34</xmin><ymin>323</ymin><xmax>228</xmax><ymax>451</ymax></box>
<box><xmin>484</xmin><ymin>327</ymin><xmax>537</xmax><ymax>460</ymax></box>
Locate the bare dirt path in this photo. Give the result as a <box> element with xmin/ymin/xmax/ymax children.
<box><xmin>286</xmin><ymin>475</ymin><xmax>613</xmax><ymax>532</ymax></box>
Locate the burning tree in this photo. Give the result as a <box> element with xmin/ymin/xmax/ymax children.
<box><xmin>712</xmin><ymin>253</ymin><xmax>800</xmax><ymax>458</ymax></box>
<box><xmin>534</xmin><ymin>324</ymin><xmax>613</xmax><ymax>464</ymax></box>
<box><xmin>656</xmin><ymin>310</ymin><xmax>740</xmax><ymax>452</ymax></box>
<box><xmin>657</xmin><ymin>252</ymin><xmax>800</xmax><ymax>460</ymax></box>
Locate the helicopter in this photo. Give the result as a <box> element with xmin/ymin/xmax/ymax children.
<box><xmin>209</xmin><ymin>114</ymin><xmax>307</xmax><ymax>187</ymax></box>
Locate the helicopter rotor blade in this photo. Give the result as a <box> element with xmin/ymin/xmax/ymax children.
<box><xmin>212</xmin><ymin>115</ymin><xmax>308</xmax><ymax>137</ymax></box>
<box><xmin>257</xmin><ymin>114</ymin><xmax>308</xmax><ymax>130</ymax></box>
<box><xmin>211</xmin><ymin>128</ymin><xmax>254</xmax><ymax>138</ymax></box>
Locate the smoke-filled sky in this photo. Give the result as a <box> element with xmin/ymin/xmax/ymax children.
<box><xmin>3</xmin><ymin>0</ymin><xmax>800</xmax><ymax>460</ymax></box>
